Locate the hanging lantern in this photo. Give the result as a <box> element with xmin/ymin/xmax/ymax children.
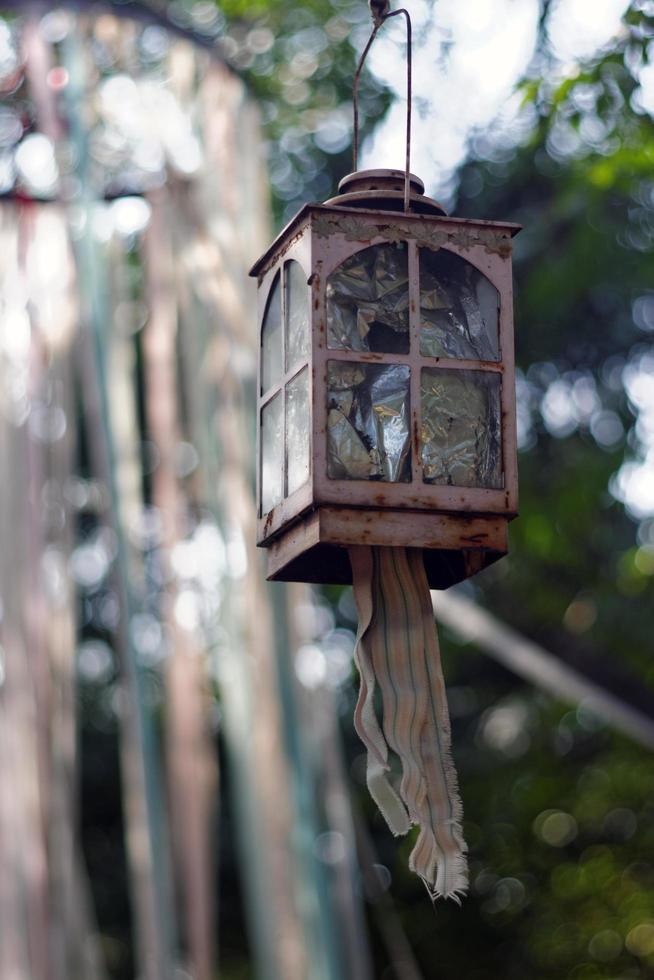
<box><xmin>250</xmin><ymin>5</ymin><xmax>521</xmax><ymax>902</ymax></box>
<box><xmin>251</xmin><ymin>168</ymin><xmax>519</xmax><ymax>585</ymax></box>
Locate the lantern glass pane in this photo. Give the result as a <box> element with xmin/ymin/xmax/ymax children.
<box><xmin>285</xmin><ymin>260</ymin><xmax>310</xmax><ymax>372</ymax></box>
<box><xmin>326</xmin><ymin>243</ymin><xmax>409</xmax><ymax>354</ymax></box>
<box><xmin>327</xmin><ymin>360</ymin><xmax>411</xmax><ymax>482</ymax></box>
<box><xmin>261</xmin><ymin>272</ymin><xmax>282</xmax><ymax>393</ymax></box>
<box><xmin>421</xmin><ymin>368</ymin><xmax>502</xmax><ymax>488</ymax></box>
<box><xmin>261</xmin><ymin>392</ymin><xmax>283</xmax><ymax>514</ymax></box>
<box><xmin>419</xmin><ymin>249</ymin><xmax>500</xmax><ymax>361</ymax></box>
<box><xmin>286</xmin><ymin>367</ymin><xmax>310</xmax><ymax>496</ymax></box>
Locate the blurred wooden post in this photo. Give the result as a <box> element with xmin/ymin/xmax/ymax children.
<box><xmin>142</xmin><ymin>189</ymin><xmax>217</xmax><ymax>980</ymax></box>
<box><xmin>0</xmin><ymin>17</ymin><xmax>109</xmax><ymax>977</ymax></box>
<box><xmin>165</xmin><ymin>62</ymin><xmax>316</xmax><ymax>974</ymax></box>
<box><xmin>0</xmin><ymin>198</ymin><xmax>107</xmax><ymax>980</ymax></box>
<box><xmin>61</xmin><ymin>23</ymin><xmax>176</xmax><ymax>979</ymax></box>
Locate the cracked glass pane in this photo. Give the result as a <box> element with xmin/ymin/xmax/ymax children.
<box><xmin>326</xmin><ymin>243</ymin><xmax>409</xmax><ymax>354</ymax></box>
<box><xmin>421</xmin><ymin>368</ymin><xmax>502</xmax><ymax>488</ymax></box>
<box><xmin>285</xmin><ymin>260</ymin><xmax>309</xmax><ymax>371</ymax></box>
<box><xmin>419</xmin><ymin>249</ymin><xmax>499</xmax><ymax>361</ymax></box>
<box><xmin>261</xmin><ymin>272</ymin><xmax>282</xmax><ymax>393</ymax></box>
<box><xmin>261</xmin><ymin>392</ymin><xmax>283</xmax><ymax>514</ymax></box>
<box><xmin>286</xmin><ymin>367</ymin><xmax>310</xmax><ymax>496</ymax></box>
<box><xmin>327</xmin><ymin>360</ymin><xmax>411</xmax><ymax>482</ymax></box>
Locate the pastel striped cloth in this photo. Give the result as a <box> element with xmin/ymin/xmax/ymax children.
<box><xmin>349</xmin><ymin>545</ymin><xmax>468</xmax><ymax>901</ymax></box>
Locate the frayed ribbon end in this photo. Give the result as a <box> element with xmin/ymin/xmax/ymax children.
<box><xmin>349</xmin><ymin>544</ymin><xmax>469</xmax><ymax>903</ymax></box>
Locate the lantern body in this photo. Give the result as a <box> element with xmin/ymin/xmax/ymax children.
<box><xmin>250</xmin><ymin>171</ymin><xmax>520</xmax><ymax>588</ymax></box>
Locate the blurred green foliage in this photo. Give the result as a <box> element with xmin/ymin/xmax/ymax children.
<box><xmin>218</xmin><ymin>0</ymin><xmax>393</xmax><ymax>222</ymax></box>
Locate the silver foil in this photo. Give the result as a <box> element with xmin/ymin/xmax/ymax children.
<box><xmin>326</xmin><ymin>244</ymin><xmax>410</xmax><ymax>354</ymax></box>
<box><xmin>421</xmin><ymin>369</ymin><xmax>502</xmax><ymax>488</ymax></box>
<box><xmin>419</xmin><ymin>249</ymin><xmax>499</xmax><ymax>361</ymax></box>
<box><xmin>327</xmin><ymin>361</ymin><xmax>411</xmax><ymax>482</ymax></box>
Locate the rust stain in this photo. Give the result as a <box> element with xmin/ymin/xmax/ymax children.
<box><xmin>413</xmin><ymin>418</ymin><xmax>421</xmax><ymax>457</ymax></box>
<box><xmin>258</xmin><ymin>227</ymin><xmax>307</xmax><ymax>276</ymax></box>
<box><xmin>313</xmin><ymin>212</ymin><xmax>513</xmax><ymax>257</ymax></box>
<box><xmin>314</xmin><ymin>214</ymin><xmax>374</xmax><ymax>244</ymax></box>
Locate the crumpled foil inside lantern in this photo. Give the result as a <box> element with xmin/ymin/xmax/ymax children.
<box><xmin>326</xmin><ymin>244</ymin><xmax>410</xmax><ymax>354</ymax></box>
<box><xmin>419</xmin><ymin>248</ymin><xmax>500</xmax><ymax>362</ymax></box>
<box><xmin>421</xmin><ymin>368</ymin><xmax>502</xmax><ymax>488</ymax></box>
<box><xmin>327</xmin><ymin>361</ymin><xmax>411</xmax><ymax>482</ymax></box>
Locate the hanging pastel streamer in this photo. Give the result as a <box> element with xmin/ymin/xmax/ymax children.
<box><xmin>349</xmin><ymin>545</ymin><xmax>468</xmax><ymax>901</ymax></box>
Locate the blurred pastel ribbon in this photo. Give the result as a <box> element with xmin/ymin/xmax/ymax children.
<box><xmin>349</xmin><ymin>545</ymin><xmax>468</xmax><ymax>901</ymax></box>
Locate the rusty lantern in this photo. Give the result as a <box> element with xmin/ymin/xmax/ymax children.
<box><xmin>250</xmin><ymin>168</ymin><xmax>520</xmax><ymax>588</ymax></box>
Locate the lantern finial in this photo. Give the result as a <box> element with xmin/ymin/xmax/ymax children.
<box><xmin>323</xmin><ymin>168</ymin><xmax>447</xmax><ymax>216</ymax></box>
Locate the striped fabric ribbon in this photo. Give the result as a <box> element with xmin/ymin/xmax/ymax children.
<box><xmin>349</xmin><ymin>545</ymin><xmax>468</xmax><ymax>901</ymax></box>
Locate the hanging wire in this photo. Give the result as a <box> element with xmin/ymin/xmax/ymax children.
<box><xmin>352</xmin><ymin>4</ymin><xmax>413</xmax><ymax>212</ymax></box>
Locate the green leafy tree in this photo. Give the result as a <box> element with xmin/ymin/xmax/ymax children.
<box><xmin>220</xmin><ymin>0</ymin><xmax>393</xmax><ymax>222</ymax></box>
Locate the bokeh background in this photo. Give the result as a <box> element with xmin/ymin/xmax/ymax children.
<box><xmin>1</xmin><ymin>1</ymin><xmax>653</xmax><ymax>979</ymax></box>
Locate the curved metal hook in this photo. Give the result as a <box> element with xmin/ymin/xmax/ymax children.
<box><xmin>352</xmin><ymin>7</ymin><xmax>413</xmax><ymax>212</ymax></box>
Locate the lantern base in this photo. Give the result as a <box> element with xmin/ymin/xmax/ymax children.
<box><xmin>262</xmin><ymin>507</ymin><xmax>510</xmax><ymax>589</ymax></box>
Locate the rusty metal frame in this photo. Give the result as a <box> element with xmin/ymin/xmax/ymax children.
<box><xmin>253</xmin><ymin>194</ymin><xmax>519</xmax><ymax>587</ymax></box>
<box><xmin>255</xmin><ymin>229</ymin><xmax>314</xmax><ymax>537</ymax></box>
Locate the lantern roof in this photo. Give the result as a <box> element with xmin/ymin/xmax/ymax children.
<box><xmin>249</xmin><ymin>169</ymin><xmax>521</xmax><ymax>279</ymax></box>
<box><xmin>324</xmin><ymin>168</ymin><xmax>446</xmax><ymax>215</ymax></box>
